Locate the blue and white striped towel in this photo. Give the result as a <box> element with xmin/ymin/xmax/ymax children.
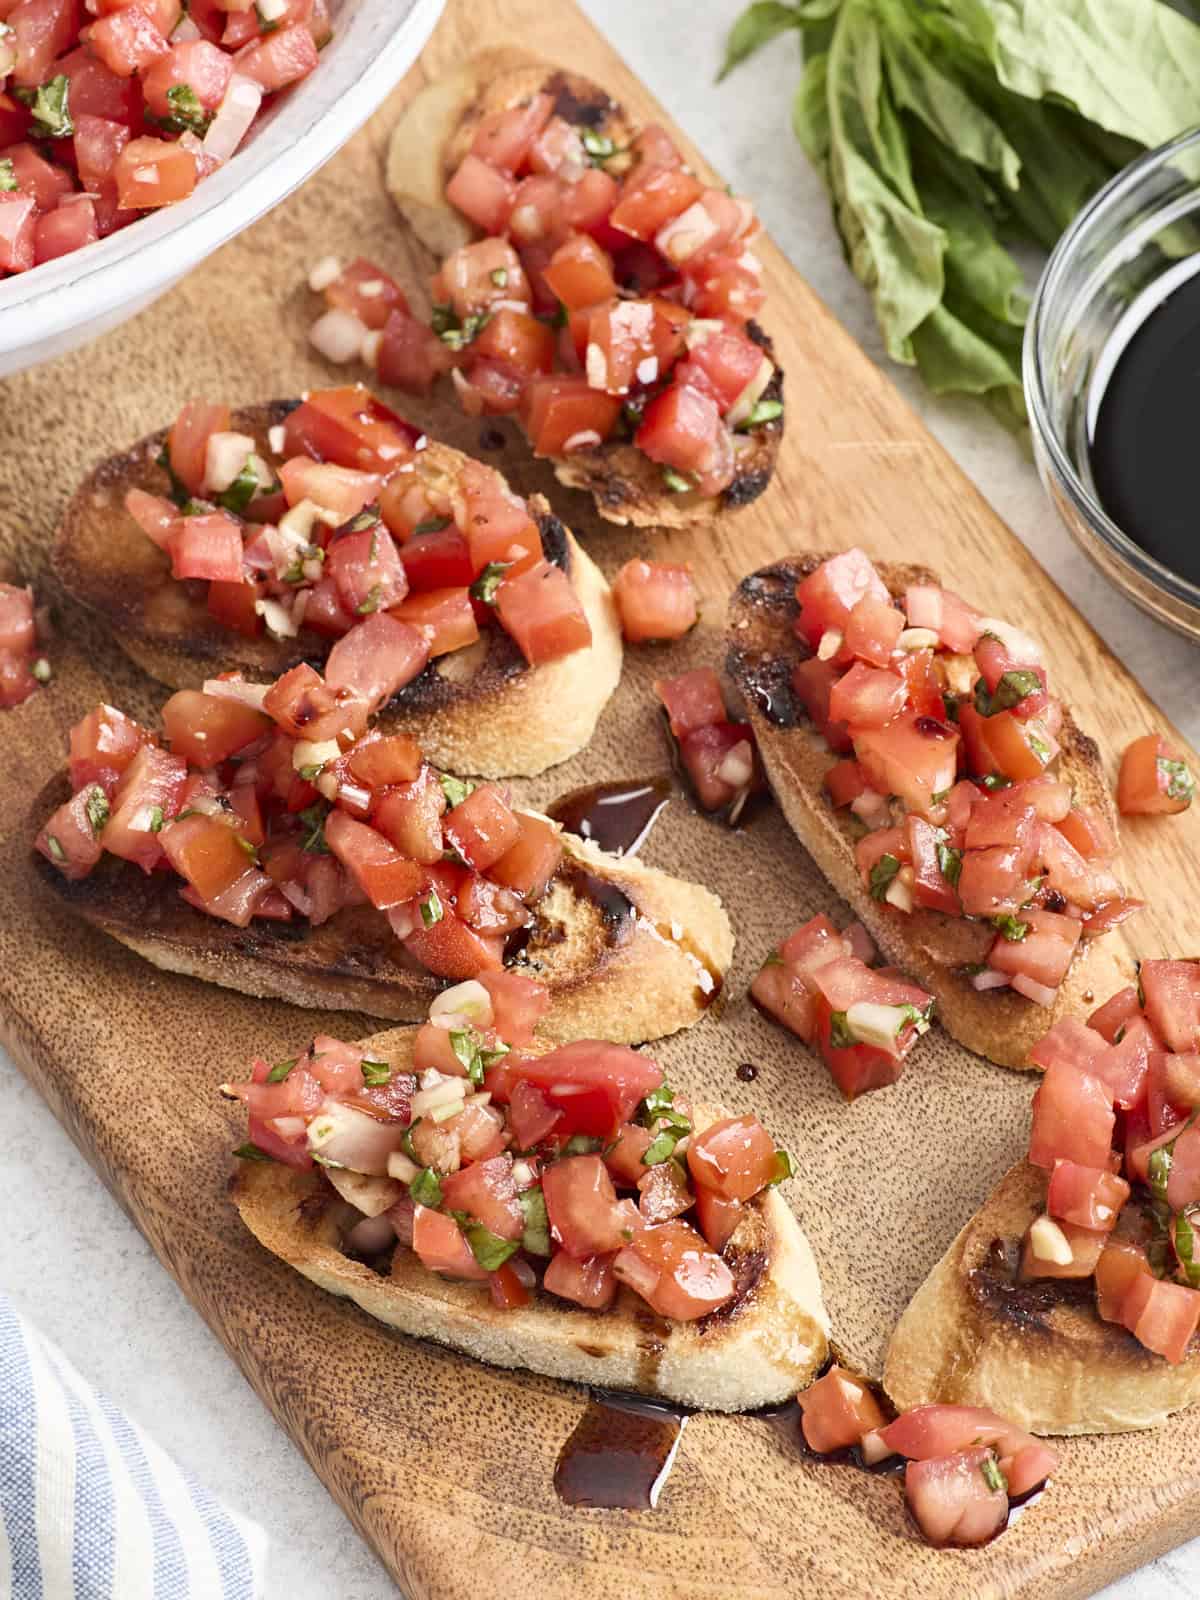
<box><xmin>0</xmin><ymin>1293</ymin><xmax>267</xmax><ymax>1600</ymax></box>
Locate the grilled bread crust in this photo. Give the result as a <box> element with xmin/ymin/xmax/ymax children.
<box><xmin>232</xmin><ymin>1050</ymin><xmax>830</xmax><ymax>1413</ymax></box>
<box><xmin>33</xmin><ymin>798</ymin><xmax>735</xmax><ymax>1045</ymax></box>
<box><xmin>884</xmin><ymin>1160</ymin><xmax>1200</xmax><ymax>1434</ymax></box>
<box><xmin>384</xmin><ymin>51</ymin><xmax>784</xmax><ymax>527</ymax></box>
<box><xmin>52</xmin><ymin>402</ymin><xmax>623</xmax><ymax>778</ymax></box>
<box><xmin>726</xmin><ymin>556</ymin><xmax>1135</xmax><ymax>1071</ymax></box>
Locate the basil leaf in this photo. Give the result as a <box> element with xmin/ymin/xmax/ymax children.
<box><xmin>85</xmin><ymin>786</ymin><xmax>110</xmax><ymax>838</ymax></box>
<box><xmin>642</xmin><ymin>1129</ymin><xmax>682</xmax><ymax>1165</ymax></box>
<box><xmin>409</xmin><ymin>1167</ymin><xmax>443</xmax><ymax>1208</ymax></box>
<box><xmin>449</xmin><ymin>1028</ymin><xmax>484</xmax><ymax>1086</ymax></box>
<box><xmin>464</xmin><ymin>1221</ymin><xmax>519</xmax><ymax>1272</ymax></box>
<box><xmin>991</xmin><ymin>913</ymin><xmax>1028</xmax><ymax>941</ymax></box>
<box><xmin>736</xmin><ymin>398</ymin><xmax>784</xmax><ymax>431</ymax></box>
<box><xmin>662</xmin><ymin>466</ymin><xmax>695</xmax><ymax>494</ymax></box>
<box><xmin>154</xmin><ymin>82</ymin><xmax>214</xmax><ymax>138</ymax></box>
<box><xmin>768</xmin><ymin>1148</ymin><xmax>796</xmax><ymax>1185</ymax></box>
<box><xmin>562</xmin><ymin>1134</ymin><xmax>604</xmax><ymax>1156</ymax></box>
<box><xmin>1159</xmin><ymin>757</ymin><xmax>1195</xmax><ymax>805</ymax></box>
<box><xmin>979</xmin><ymin>1455</ymin><xmax>1007</xmax><ymax>1495</ymax></box>
<box><xmin>469</xmin><ymin>562</ymin><xmax>510</xmax><ymax>605</ymax></box>
<box><xmin>828</xmin><ymin>1010</ymin><xmax>855</xmax><ymax>1049</ymax></box>
<box><xmin>298</xmin><ymin>802</ymin><xmax>330</xmax><ymax>854</ymax></box>
<box><xmin>419</xmin><ymin>889</ymin><xmax>444</xmax><ymax>927</ymax></box>
<box><xmin>439</xmin><ymin>773</ymin><xmax>474</xmax><ymax>808</ymax></box>
<box><xmin>148</xmin><ymin>805</ymin><xmax>166</xmax><ymax>834</ymax></box>
<box><xmin>216</xmin><ymin>458</ymin><xmax>263</xmax><ymax>514</ymax></box>
<box><xmin>355</xmin><ymin>583</ymin><xmax>382</xmax><ymax>616</ymax></box>
<box><xmin>720</xmin><ymin>2</ymin><xmax>808</xmax><ymax>81</ymax></box>
<box><xmin>413</xmin><ymin>516</ymin><xmax>451</xmax><ymax>536</ymax></box>
<box><xmin>981</xmin><ymin>773</ymin><xmax>1012</xmax><ymax>791</ymax></box>
<box><xmin>46</xmin><ymin>835</ymin><xmax>66</xmax><ymax>863</ymax></box>
<box><xmin>360</xmin><ymin>1058</ymin><xmax>391</xmax><ymax>1086</ymax></box>
<box><xmin>974</xmin><ymin>668</ymin><xmax>1042</xmax><ymax>716</ymax></box>
<box><xmin>1148</xmin><ymin>1145</ymin><xmax>1173</xmax><ymax>1207</ymax></box>
<box><xmin>640</xmin><ymin>1084</ymin><xmax>676</xmax><ymax>1123</ymax></box>
<box><xmin>868</xmin><ymin>852</ymin><xmax>901</xmax><ymax>900</ymax></box>
<box><xmin>233</xmin><ymin>1142</ymin><xmax>276</xmax><ymax>1162</ymax></box>
<box><xmin>266</xmin><ymin>1057</ymin><xmax>297</xmax><ymax>1083</ymax></box>
<box><xmin>0</xmin><ymin>158</ymin><xmax>15</xmax><ymax>193</ymax></box>
<box><xmin>936</xmin><ymin>839</ymin><xmax>962</xmax><ymax>887</ymax></box>
<box><xmin>489</xmin><ymin>266</ymin><xmax>508</xmax><ymax>287</ymax></box>
<box><xmin>519</xmin><ymin>1187</ymin><xmax>551</xmax><ymax>1256</ymax></box>
<box><xmin>27</xmin><ymin>74</ymin><xmax>72</xmax><ymax>139</ymax></box>
<box><xmin>255</xmin><ymin>2</ymin><xmax>281</xmax><ymax>32</ymax></box>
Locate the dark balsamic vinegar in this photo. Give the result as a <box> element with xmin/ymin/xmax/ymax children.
<box><xmin>546</xmin><ymin>777</ymin><xmax>670</xmax><ymax>857</ymax></box>
<box><xmin>554</xmin><ymin>1392</ymin><xmax>688</xmax><ymax>1510</ymax></box>
<box><xmin>1089</xmin><ymin>266</ymin><xmax>1200</xmax><ymax>588</ymax></box>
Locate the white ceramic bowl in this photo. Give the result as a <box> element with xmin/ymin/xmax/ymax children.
<box><xmin>0</xmin><ymin>0</ymin><xmax>444</xmax><ymax>378</ymax></box>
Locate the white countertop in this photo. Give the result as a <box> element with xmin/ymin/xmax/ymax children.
<box><xmin>3</xmin><ymin>2</ymin><xmax>1199</xmax><ymax>1595</ymax></box>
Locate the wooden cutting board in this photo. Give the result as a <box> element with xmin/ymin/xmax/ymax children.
<box><xmin>3</xmin><ymin>1</ymin><xmax>1200</xmax><ymax>1594</ymax></box>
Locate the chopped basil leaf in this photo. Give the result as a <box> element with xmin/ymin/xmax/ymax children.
<box><xmin>266</xmin><ymin>1057</ymin><xmax>297</xmax><ymax>1083</ymax></box>
<box><xmin>313</xmin><ymin>1151</ymin><xmax>347</xmax><ymax>1170</ymax></box>
<box><xmin>639</xmin><ymin>1083</ymin><xmax>680</xmax><ymax>1126</ymax></box>
<box><xmin>930</xmin><ymin>788</ymin><xmax>951</xmax><ymax>806</ymax></box>
<box><xmin>581</xmin><ymin>128</ymin><xmax>617</xmax><ymax>163</ymax></box>
<box><xmin>1148</xmin><ymin>1144</ymin><xmax>1173</xmax><ymax>1206</ymax></box>
<box><xmin>355</xmin><ymin>583</ymin><xmax>383</xmax><ymax>616</ymax></box>
<box><xmin>464</xmin><ymin>1220</ymin><xmax>519</xmax><ymax>1272</ymax></box>
<box><xmin>1113</xmin><ymin>1024</ymin><xmax>1127</xmax><ymax>1045</ymax></box>
<box><xmin>27</xmin><ymin>74</ymin><xmax>72</xmax><ymax>139</ymax></box>
<box><xmin>550</xmin><ymin>300</ymin><xmax>568</xmax><ymax>330</ymax></box>
<box><xmin>234</xmin><ymin>833</ymin><xmax>259</xmax><ymax>862</ymax></box>
<box><xmin>1028</xmin><ymin>731</ymin><xmax>1051</xmax><ymax>763</ymax></box>
<box><xmin>936</xmin><ymin>840</ymin><xmax>962</xmax><ymax>888</ymax></box>
<box><xmin>942</xmin><ymin>694</ymin><xmax>960</xmax><ymax>724</ymax></box>
<box><xmin>735</xmin><ymin>398</ymin><xmax>783</xmax><ymax>432</ymax></box>
<box><xmin>662</xmin><ymin>466</ymin><xmax>694</xmax><ymax>494</ymax></box>
<box><xmin>563</xmin><ymin>1134</ymin><xmax>604</xmax><ymax>1156</ymax></box>
<box><xmin>1175</xmin><ymin>1211</ymin><xmax>1200</xmax><ymax>1288</ymax></box>
<box><xmin>400</xmin><ymin>1127</ymin><xmax>418</xmax><ymax>1162</ymax></box>
<box><xmin>233</xmin><ymin>1142</ymin><xmax>276</xmax><ymax>1162</ymax></box>
<box><xmin>828</xmin><ymin>1010</ymin><xmax>855</xmax><ymax>1049</ymax></box>
<box><xmin>762</xmin><ymin>950</ymin><xmax>784</xmax><ymax>967</ymax></box>
<box><xmin>436</xmin><ymin>308</ymin><xmax>490</xmax><ymax>351</ymax></box>
<box><xmin>413</xmin><ymin>516</ymin><xmax>451</xmax><ymax>536</ymax></box>
<box><xmin>991</xmin><ymin>913</ymin><xmax>1028</xmax><ymax>941</ymax></box>
<box><xmin>642</xmin><ymin>1129</ymin><xmax>683</xmax><ymax>1164</ymax></box>
<box><xmin>439</xmin><ymin>773</ymin><xmax>475</xmax><ymax>808</ymax></box>
<box><xmin>85</xmin><ymin>787</ymin><xmax>110</xmax><ymax>838</ymax></box>
<box><xmin>479</xmin><ymin>1042</ymin><xmax>510</xmax><ymax>1071</ymax></box>
<box><xmin>150</xmin><ymin>82</ymin><xmax>214</xmax><ymax>138</ymax></box>
<box><xmin>360</xmin><ymin>1058</ymin><xmax>391</xmax><ymax>1086</ymax></box>
<box><xmin>469</xmin><ymin>561</ymin><xmax>511</xmax><ymax>605</ymax></box>
<box><xmin>898</xmin><ymin>1001</ymin><xmax>934</xmax><ymax>1037</ymax></box>
<box><xmin>409</xmin><ymin>1166</ymin><xmax>443</xmax><ymax>1208</ymax></box>
<box><xmin>148</xmin><ymin>805</ymin><xmax>165</xmax><ymax>834</ymax></box>
<box><xmin>46</xmin><ymin>834</ymin><xmax>66</xmax><ymax>863</ymax></box>
<box><xmin>768</xmin><ymin>1149</ymin><xmax>796</xmax><ymax>1186</ymax></box>
<box><xmin>980</xmin><ymin>1456</ymin><xmax>1008</xmax><ymax>1495</ymax></box>
<box><xmin>216</xmin><ymin>458</ymin><xmax>263</xmax><ymax>514</ymax></box>
<box><xmin>345</xmin><ymin>503</ymin><xmax>381</xmax><ymax>533</ymax></box>
<box><xmin>298</xmin><ymin>802</ymin><xmax>330</xmax><ymax>854</ymax></box>
<box><xmin>960</xmin><ymin>962</ymin><xmax>988</xmax><ymax>977</ymax></box>
<box><xmin>31</xmin><ymin>657</ymin><xmax>51</xmax><ymax>684</ymax></box>
<box><xmin>368</xmin><ymin>527</ymin><xmax>379</xmax><ymax>562</ymax></box>
<box><xmin>419</xmin><ymin>888</ymin><xmax>443</xmax><ymax>927</ymax></box>
<box><xmin>489</xmin><ymin>266</ymin><xmax>508</xmax><ymax>288</ymax></box>
<box><xmin>1159</xmin><ymin>756</ymin><xmax>1196</xmax><ymax>805</ymax></box>
<box><xmin>0</xmin><ymin>158</ymin><xmax>15</xmax><ymax>193</ymax></box>
<box><xmin>154</xmin><ymin>443</ymin><xmax>193</xmax><ymax>508</ymax></box>
<box><xmin>981</xmin><ymin>773</ymin><xmax>1012</xmax><ymax>791</ymax></box>
<box><xmin>974</xmin><ymin>669</ymin><xmax>1043</xmax><ymax>718</ymax></box>
<box><xmin>868</xmin><ymin>853</ymin><xmax>901</xmax><ymax>901</ymax></box>
<box><xmin>449</xmin><ymin>1027</ymin><xmax>484</xmax><ymax>1086</ymax></box>
<box><xmin>518</xmin><ymin>1187</ymin><xmax>551</xmax><ymax>1256</ymax></box>
<box><xmin>430</xmin><ymin>302</ymin><xmax>457</xmax><ymax>335</ymax></box>
<box><xmin>298</xmin><ymin>761</ymin><xmax>325</xmax><ymax>782</ymax></box>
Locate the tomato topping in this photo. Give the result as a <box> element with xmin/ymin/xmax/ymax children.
<box><xmin>542</xmin><ymin>1250</ymin><xmax>617</xmax><ymax>1311</ymax></box>
<box><xmin>521</xmin><ymin>373</ymin><xmax>621</xmax><ymax>455</ymax></box>
<box><xmin>686</xmin><ymin>1115</ymin><xmax>777</xmax><ymax>1202</ymax></box>
<box><xmin>904</xmin><ymin>1450</ymin><xmax>1009</xmax><ymax>1548</ymax></box>
<box><xmin>796</xmin><ymin>1366</ymin><xmax>887</xmax><ymax>1453</ymax></box>
<box><xmin>442</xmin><ymin>784</ymin><xmax>520</xmax><ymax>872</ymax></box>
<box><xmin>1118</xmin><ymin>733</ymin><xmax>1194</xmax><ymax>816</ymax></box>
<box><xmin>1028</xmin><ymin>1059</ymin><xmax>1115</xmax><ymax>1171</ymax></box>
<box><xmin>612</xmin><ymin>559</ymin><xmax>697</xmax><ymax>643</ymax></box>
<box><xmin>493</xmin><ymin>559</ymin><xmax>591</xmax><ymax>665</ymax></box>
<box><xmin>411</xmin><ymin>1205</ymin><xmax>488</xmax><ymax>1280</ymax></box>
<box><xmin>615</xmin><ymin>1220</ymin><xmax>734</xmax><ymax>1321</ymax></box>
<box><xmin>1138</xmin><ymin>960</ymin><xmax>1200</xmax><ymax>1055</ymax></box>
<box><xmin>542</xmin><ymin>1154</ymin><xmax>632</xmax><ymax>1259</ymax></box>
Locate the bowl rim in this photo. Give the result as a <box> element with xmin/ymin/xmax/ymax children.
<box><xmin>0</xmin><ymin>0</ymin><xmax>445</xmax><ymax>351</ymax></box>
<box><xmin>1024</xmin><ymin>121</ymin><xmax>1200</xmax><ymax>618</ymax></box>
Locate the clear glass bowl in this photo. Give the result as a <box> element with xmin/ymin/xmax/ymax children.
<box><xmin>0</xmin><ymin>0</ymin><xmax>445</xmax><ymax>378</ymax></box>
<box><xmin>1025</xmin><ymin>125</ymin><xmax>1200</xmax><ymax>641</ymax></box>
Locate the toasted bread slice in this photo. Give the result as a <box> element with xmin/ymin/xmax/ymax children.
<box><xmin>883</xmin><ymin>1160</ymin><xmax>1200</xmax><ymax>1434</ymax></box>
<box><xmin>385</xmin><ymin>51</ymin><xmax>784</xmax><ymax>528</ymax></box>
<box><xmin>232</xmin><ymin>1040</ymin><xmax>829</xmax><ymax>1411</ymax></box>
<box><xmin>33</xmin><ymin>782</ymin><xmax>734</xmax><ymax>1043</ymax></box>
<box><xmin>52</xmin><ymin>402</ymin><xmax>622</xmax><ymax>779</ymax></box>
<box><xmin>726</xmin><ymin>557</ymin><xmax>1135</xmax><ymax>1071</ymax></box>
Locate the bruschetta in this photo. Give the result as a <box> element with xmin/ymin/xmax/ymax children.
<box><xmin>52</xmin><ymin>387</ymin><xmax>622</xmax><ymax>779</ymax></box>
<box><xmin>885</xmin><ymin>964</ymin><xmax>1200</xmax><ymax>1433</ymax></box>
<box><xmin>33</xmin><ymin>674</ymin><xmax>733</xmax><ymax>1044</ymax></box>
<box><xmin>374</xmin><ymin>51</ymin><xmax>784</xmax><ymax>529</ymax></box>
<box><xmin>229</xmin><ymin>1003</ymin><xmax>829</xmax><ymax>1411</ymax></box>
<box><xmin>726</xmin><ymin>551</ymin><xmax>1138</xmax><ymax>1071</ymax></box>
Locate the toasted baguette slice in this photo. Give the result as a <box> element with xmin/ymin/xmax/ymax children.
<box><xmin>726</xmin><ymin>556</ymin><xmax>1135</xmax><ymax>1071</ymax></box>
<box><xmin>884</xmin><ymin>1160</ymin><xmax>1200</xmax><ymax>1434</ymax></box>
<box><xmin>52</xmin><ymin>402</ymin><xmax>622</xmax><ymax>779</ymax></box>
<box><xmin>232</xmin><ymin>1042</ymin><xmax>829</xmax><ymax>1412</ymax></box>
<box><xmin>385</xmin><ymin>51</ymin><xmax>784</xmax><ymax>528</ymax></box>
<box><xmin>33</xmin><ymin>783</ymin><xmax>734</xmax><ymax>1044</ymax></box>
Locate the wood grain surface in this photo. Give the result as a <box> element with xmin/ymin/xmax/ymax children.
<box><xmin>3</xmin><ymin>1</ymin><xmax>1200</xmax><ymax>1595</ymax></box>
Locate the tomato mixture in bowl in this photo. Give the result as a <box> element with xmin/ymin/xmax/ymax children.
<box><xmin>225</xmin><ymin>977</ymin><xmax>795</xmax><ymax>1319</ymax></box>
<box><xmin>0</xmin><ymin>0</ymin><xmax>328</xmax><ymax>275</ymax></box>
<box><xmin>311</xmin><ymin>115</ymin><xmax>780</xmax><ymax>500</ymax></box>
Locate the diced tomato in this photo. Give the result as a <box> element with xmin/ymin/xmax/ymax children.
<box><xmin>487</xmin><ymin>811</ymin><xmax>562</xmax><ymax>901</ymax></box>
<box><xmin>691</xmin><ymin>1184</ymin><xmax>743</xmax><ymax>1252</ymax></box>
<box><xmin>167</xmin><ymin>512</ymin><xmax>243</xmax><ymax>583</ymax></box>
<box><xmin>1028</xmin><ymin>1059</ymin><xmax>1115</xmax><ymax>1171</ymax></box>
<box><xmin>604</xmin><ymin>1121</ymin><xmax>654</xmax><ymax>1185</ymax></box>
<box><xmin>791</xmin><ymin>657</ymin><xmax>852</xmax><ymax>754</ymax></box>
<box><xmin>1088</xmin><ymin>985</ymin><xmax>1141</xmax><ymax>1044</ymax></box>
<box><xmin>234</xmin><ymin>19</ymin><xmax>317</xmax><ymax>89</ymax></box>
<box><xmin>0</xmin><ymin>191</ymin><xmax>36</xmax><ymax>272</ymax></box>
<box><xmin>36</xmin><ymin>784</ymin><xmax>106</xmax><ymax>881</ymax></box>
<box><xmin>611</xmin><ymin>559</ymin><xmax>696</xmax><ymax>644</ymax></box>
<box><xmin>1046</xmin><ymin>1159</ymin><xmax>1129</xmax><ymax>1232</ymax></box>
<box><xmin>814</xmin><ymin>994</ymin><xmax>905</xmax><ymax>1101</ymax></box>
<box><xmin>101</xmin><ymin>745</ymin><xmax>187</xmax><ymax>871</ymax></box>
<box><xmin>503</xmin><ymin>1040</ymin><xmax>662</xmax><ymax>1140</ymax></box>
<box><xmin>542</xmin><ymin>1249</ymin><xmax>617</xmax><ymax>1310</ymax></box>
<box><xmin>324</xmin><ymin>613</ymin><xmax>429</xmax><ymax>712</ymax></box>
<box><xmin>371</xmin><ymin>767</ymin><xmax>445</xmax><ymax>864</ymax></box>
<box><xmin>205</xmin><ymin>578</ymin><xmax>262</xmax><ymax>639</ymax></box>
<box><xmin>440</xmin><ymin>783</ymin><xmax>518</xmax><ymax>872</ymax></box>
<box><xmin>614</xmin><ymin>1219</ymin><xmax>734</xmax><ymax>1321</ymax></box>
<box><xmin>906</xmin><ymin>816</ymin><xmax>961</xmax><ymax>915</ymax></box>
<box><xmin>824</xmin><ymin>759</ymin><xmax>872</xmax><ymax>809</ymax></box>
<box><xmin>654</xmin><ymin>669</ymin><xmax>725</xmax><ymax>741</ymax></box>
<box><xmin>635</xmin><ymin>383</ymin><xmax>732</xmax><ymax>493</ymax></box>
<box><xmin>344</xmin><ymin>732</ymin><xmax>421</xmax><ymax>790</ymax></box>
<box><xmin>541</xmin><ymin>1154</ymin><xmax>631</xmax><ymax>1259</ymax></box>
<box><xmin>33</xmin><ymin>200</ymin><xmax>97</xmax><ymax>264</ymax></box>
<box><xmin>842</xmin><ymin>592</ymin><xmax>904</xmax><ymax>667</ymax></box>
<box><xmin>487</xmin><ymin>1261</ymin><xmax>530</xmax><ymax>1310</ymax></box>
<box><xmin>494</xmin><ymin>559</ymin><xmax>591</xmax><ymax>666</ymax></box>
<box><xmin>686</xmin><ymin>327</ymin><xmax>767</xmax><ymax>416</ymax></box>
<box><xmin>398</xmin><ymin>524</ymin><xmax>474</xmax><ymax>593</ymax></box>
<box><xmin>1118</xmin><ymin>733</ymin><xmax>1194</xmax><ymax>816</ymax></box>
<box><xmin>828</xmin><ymin>661</ymin><xmax>907</xmax><ymax>730</ymax></box>
<box><xmin>1139</xmin><ymin>960</ymin><xmax>1200</xmax><ymax>1055</ymax></box>
<box><xmin>68</xmin><ymin>703</ymin><xmax>150</xmax><ymax>793</ymax></box>
<box><xmin>507</xmin><ymin>1078</ymin><xmax>561</xmax><ymax>1148</ymax></box>
<box><xmin>324</xmin><ymin>811</ymin><xmax>428</xmax><ymax>910</ymax></box>
<box><xmin>521</xmin><ymin>373</ymin><xmax>621</xmax><ymax>455</ymax></box>
<box><xmin>988</xmin><ymin>907</ymin><xmax>1081</xmax><ymax>995</ymax></box>
<box><xmin>142</xmin><ymin>37</ymin><xmax>231</xmax><ymax>119</ymax></box>
<box><xmin>161</xmin><ymin>688</ymin><xmax>269</xmax><ymax>764</ymax></box>
<box><xmin>750</xmin><ymin>959</ymin><xmax>818</xmax><ymax>1044</ymax></box>
<box><xmin>1056</xmin><ymin>805</ymin><xmax>1117</xmax><ymax>860</ymax></box>
<box><xmin>794</xmin><ymin>551</ymin><xmax>890</xmax><ymax>651</ymax></box>
<box><xmin>1095</xmin><ymin>1238</ymin><xmax>1149</xmax><ymax>1324</ymax></box>
<box><xmin>167</xmin><ymin>400</ymin><xmax>229</xmax><ymax>497</ymax></box>
<box><xmin>637</xmin><ymin>1160</ymin><xmax>693</xmax><ymax>1224</ymax></box>
<box><xmin>686</xmin><ymin>1115</ymin><xmax>776</xmax><ymax>1202</ymax></box>
<box><xmin>610</xmin><ymin>164</ymin><xmax>702</xmax><ymax>241</ymax></box>
<box><xmin>318</xmin><ymin>256</ymin><xmax>407</xmax><ymax>332</ymax></box>
<box><xmin>402</xmin><ymin>906</ymin><xmax>504</xmax><ymax>981</ymax></box>
<box><xmin>439</xmin><ymin>1154</ymin><xmax>523</xmax><ymax>1240</ymax></box>
<box><xmin>389</xmin><ymin>587</ymin><xmax>478</xmax><ymax>658</ymax></box>
<box><xmin>411</xmin><ymin>1205</ymin><xmax>488</xmax><ymax>1280</ymax></box>
<box><xmin>161</xmin><ymin>812</ymin><xmax>256</xmax><ymax>903</ymax></box>
<box><xmin>678</xmin><ymin>721</ymin><xmax>757</xmax><ymax>811</ymax></box>
<box><xmin>904</xmin><ymin>1450</ymin><xmax>1009</xmax><ymax>1549</ymax></box>
<box><xmin>959</xmin><ymin>703</ymin><xmax>1054</xmax><ymax>785</ymax></box>
<box><xmin>796</xmin><ymin>1366</ymin><xmax>887</xmax><ymax>1453</ymax></box>
<box><xmin>854</xmin><ymin>713</ymin><xmax>959</xmax><ymax>817</ymax></box>
<box><xmin>4</xmin><ymin>143</ymin><xmax>72</xmax><ymax>210</ymax></box>
<box><xmin>476</xmin><ymin>970</ymin><xmax>547</xmax><ymax>1044</ymax></box>
<box><xmin>283</xmin><ymin>387</ymin><xmax>417</xmax><ymax>475</ymax></box>
<box><xmin>325</xmin><ymin>522</ymin><xmax>407</xmax><ymax>617</ymax></box>
<box><xmin>87</xmin><ymin>4</ymin><xmax>171</xmax><ymax>79</ymax></box>
<box><xmin>446</xmin><ymin>152</ymin><xmax>516</xmax><ymax>233</ymax></box>
<box><xmin>468</xmin><ymin>89</ymin><xmax>552</xmax><ymax>173</ymax></box>
<box><xmin>686</xmin><ymin>252</ymin><xmax>765</xmax><ymax>322</ymax></box>
<box><xmin>376</xmin><ymin>307</ymin><xmax>457</xmax><ymax>395</ymax></box>
<box><xmin>1120</xmin><ymin>1273</ymin><xmax>1200</xmax><ymax>1364</ymax></box>
<box><xmin>542</xmin><ymin>233</ymin><xmax>617</xmax><ymax>311</ymax></box>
